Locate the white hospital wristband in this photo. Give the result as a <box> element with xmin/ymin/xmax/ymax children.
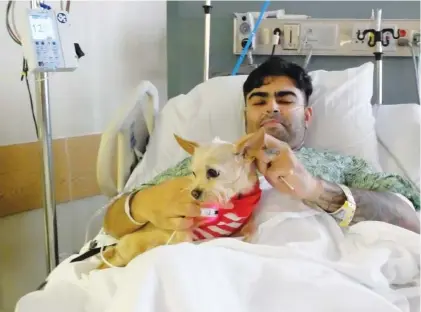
<box><xmin>329</xmin><ymin>184</ymin><xmax>357</xmax><ymax>227</ymax></box>
<box><xmin>124</xmin><ymin>191</ymin><xmax>147</xmax><ymax>226</ymax></box>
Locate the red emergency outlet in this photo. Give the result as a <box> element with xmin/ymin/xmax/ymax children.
<box><xmin>399</xmin><ymin>29</ymin><xmax>407</xmax><ymax>37</ymax></box>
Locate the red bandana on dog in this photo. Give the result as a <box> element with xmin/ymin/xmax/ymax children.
<box><xmin>192</xmin><ymin>183</ymin><xmax>262</xmax><ymax>241</ymax></box>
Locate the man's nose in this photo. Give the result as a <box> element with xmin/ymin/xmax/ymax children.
<box><xmin>266</xmin><ymin>100</ymin><xmax>279</xmax><ymax>114</ymax></box>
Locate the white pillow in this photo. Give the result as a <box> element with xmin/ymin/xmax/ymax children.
<box><xmin>305</xmin><ymin>62</ymin><xmax>381</xmax><ymax>170</ymax></box>
<box><xmin>126</xmin><ymin>62</ymin><xmax>380</xmax><ymax>189</ymax></box>
<box><xmin>125</xmin><ymin>75</ymin><xmax>247</xmax><ymax>187</ymax></box>
<box><xmin>376</xmin><ymin>104</ymin><xmax>420</xmax><ymax>188</ymax></box>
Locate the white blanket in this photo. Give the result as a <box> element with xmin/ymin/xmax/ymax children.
<box><xmin>16</xmin><ymin>186</ymin><xmax>420</xmax><ymax>312</ymax></box>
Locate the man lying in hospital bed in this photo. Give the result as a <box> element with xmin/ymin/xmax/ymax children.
<box><xmin>117</xmin><ymin>57</ymin><xmax>419</xmax><ymax>232</ymax></box>
<box><xmin>16</xmin><ymin>58</ymin><xmax>420</xmax><ymax>312</ymax></box>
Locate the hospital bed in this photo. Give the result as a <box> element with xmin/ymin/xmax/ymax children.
<box><xmin>16</xmin><ymin>62</ymin><xmax>420</xmax><ymax>312</ymax></box>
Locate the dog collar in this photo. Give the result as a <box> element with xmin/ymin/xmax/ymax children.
<box><xmin>228</xmin><ymin>182</ymin><xmax>262</xmax><ymax>214</ymax></box>
<box><xmin>232</xmin><ymin>182</ymin><xmax>262</xmax><ymax>201</ymax></box>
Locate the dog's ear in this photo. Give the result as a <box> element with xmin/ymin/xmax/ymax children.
<box><xmin>174</xmin><ymin>134</ymin><xmax>199</xmax><ymax>155</ymax></box>
<box><xmin>234</xmin><ymin>128</ymin><xmax>265</xmax><ymax>159</ymax></box>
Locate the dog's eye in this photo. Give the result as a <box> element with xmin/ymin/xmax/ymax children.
<box><xmin>206</xmin><ymin>168</ymin><xmax>219</xmax><ymax>179</ymax></box>
<box><xmin>191</xmin><ymin>172</ymin><xmax>196</xmax><ymax>177</ymax></box>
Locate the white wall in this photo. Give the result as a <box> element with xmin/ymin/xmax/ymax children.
<box><xmin>0</xmin><ymin>1</ymin><xmax>167</xmax><ymax>311</ymax></box>
<box><xmin>0</xmin><ymin>0</ymin><xmax>167</xmax><ymax>146</ymax></box>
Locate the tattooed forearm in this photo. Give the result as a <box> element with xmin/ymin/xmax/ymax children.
<box><xmin>311</xmin><ymin>180</ymin><xmax>347</xmax><ymax>213</ymax></box>
<box><xmin>308</xmin><ymin>179</ymin><xmax>420</xmax><ymax>234</ymax></box>
<box><xmin>349</xmin><ymin>188</ymin><xmax>420</xmax><ymax>234</ymax></box>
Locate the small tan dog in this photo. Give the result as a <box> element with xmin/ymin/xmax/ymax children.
<box><xmin>97</xmin><ymin>129</ymin><xmax>265</xmax><ymax>269</ymax></box>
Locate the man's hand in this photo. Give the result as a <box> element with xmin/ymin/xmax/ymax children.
<box><xmin>104</xmin><ymin>176</ymin><xmax>202</xmax><ymax>238</ymax></box>
<box><xmin>255</xmin><ymin>134</ymin><xmax>323</xmax><ymax>202</ymax></box>
<box><xmin>131</xmin><ymin>176</ymin><xmax>202</xmax><ymax>230</ymax></box>
<box><xmin>254</xmin><ymin>134</ymin><xmax>420</xmax><ymax>234</ymax></box>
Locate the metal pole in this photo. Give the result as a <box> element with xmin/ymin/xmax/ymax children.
<box><xmin>31</xmin><ymin>0</ymin><xmax>59</xmax><ymax>273</ymax></box>
<box><xmin>374</xmin><ymin>8</ymin><xmax>383</xmax><ymax>105</ymax></box>
<box><xmin>203</xmin><ymin>0</ymin><xmax>211</xmax><ymax>81</ymax></box>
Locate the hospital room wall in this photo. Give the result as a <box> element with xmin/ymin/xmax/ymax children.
<box><xmin>0</xmin><ymin>2</ymin><xmax>167</xmax><ymax>312</ymax></box>
<box><xmin>0</xmin><ymin>1</ymin><xmax>168</xmax><ymax>217</ymax></box>
<box><xmin>167</xmin><ymin>1</ymin><xmax>420</xmax><ymax>104</ymax></box>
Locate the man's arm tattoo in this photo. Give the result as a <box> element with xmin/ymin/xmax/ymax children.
<box><xmin>309</xmin><ymin>180</ymin><xmax>420</xmax><ymax>234</ymax></box>
<box><xmin>313</xmin><ymin>180</ymin><xmax>347</xmax><ymax>213</ymax></box>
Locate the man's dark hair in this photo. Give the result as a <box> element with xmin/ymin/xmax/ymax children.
<box><xmin>242</xmin><ymin>57</ymin><xmax>313</xmax><ymax>106</ymax></box>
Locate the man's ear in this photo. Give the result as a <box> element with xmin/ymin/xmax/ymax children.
<box><xmin>304</xmin><ymin>107</ymin><xmax>313</xmax><ymax>123</ymax></box>
<box><xmin>233</xmin><ymin>128</ymin><xmax>266</xmax><ymax>159</ymax></box>
<box><xmin>174</xmin><ymin>134</ymin><xmax>199</xmax><ymax>155</ymax></box>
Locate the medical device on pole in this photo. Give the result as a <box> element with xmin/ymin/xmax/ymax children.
<box><xmin>17</xmin><ymin>0</ymin><xmax>82</xmax><ymax>273</ymax></box>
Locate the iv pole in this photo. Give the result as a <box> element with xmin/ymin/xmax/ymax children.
<box><xmin>203</xmin><ymin>0</ymin><xmax>212</xmax><ymax>81</ymax></box>
<box><xmin>356</xmin><ymin>8</ymin><xmax>400</xmax><ymax>106</ymax></box>
<box><xmin>31</xmin><ymin>0</ymin><xmax>59</xmax><ymax>273</ymax></box>
<box><xmin>374</xmin><ymin>9</ymin><xmax>383</xmax><ymax>105</ymax></box>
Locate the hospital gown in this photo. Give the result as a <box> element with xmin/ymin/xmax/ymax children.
<box><xmin>131</xmin><ymin>147</ymin><xmax>420</xmax><ymax>210</ymax></box>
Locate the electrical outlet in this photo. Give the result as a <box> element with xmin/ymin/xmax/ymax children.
<box><xmin>301</xmin><ymin>24</ymin><xmax>338</xmax><ymax>50</ymax></box>
<box><xmin>282</xmin><ymin>24</ymin><xmax>300</xmax><ymax>50</ymax></box>
<box><xmin>382</xmin><ymin>24</ymin><xmax>398</xmax><ymax>52</ymax></box>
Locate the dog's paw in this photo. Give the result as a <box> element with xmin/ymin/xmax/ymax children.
<box><xmin>240</xmin><ymin>221</ymin><xmax>256</xmax><ymax>242</ymax></box>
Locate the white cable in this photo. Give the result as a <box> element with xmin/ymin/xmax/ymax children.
<box><xmin>408</xmin><ymin>43</ymin><xmax>420</xmax><ymax>104</ymax></box>
<box><xmin>98</xmin><ymin>229</ymin><xmax>177</xmax><ymax>270</ymax></box>
<box><xmin>10</xmin><ymin>0</ymin><xmax>20</xmax><ymax>43</ymax></box>
<box><xmin>303</xmin><ymin>48</ymin><xmax>313</xmax><ymax>69</ymax></box>
<box><xmin>272</xmin><ymin>34</ymin><xmax>280</xmax><ymax>46</ymax></box>
<box><xmin>166</xmin><ymin>231</ymin><xmax>177</xmax><ymax>245</ymax></box>
<box><xmin>84</xmin><ymin>193</ymin><xmax>125</xmax><ymax>244</ymax></box>
<box><xmin>99</xmin><ymin>245</ymin><xmax>116</xmax><ymax>268</ymax></box>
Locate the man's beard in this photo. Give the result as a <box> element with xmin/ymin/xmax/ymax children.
<box><xmin>263</xmin><ymin>124</ymin><xmax>291</xmax><ymax>142</ymax></box>
<box><xmin>259</xmin><ymin>113</ymin><xmax>306</xmax><ymax>148</ymax></box>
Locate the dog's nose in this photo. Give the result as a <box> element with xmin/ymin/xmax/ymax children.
<box><xmin>191</xmin><ymin>189</ymin><xmax>203</xmax><ymax>200</ymax></box>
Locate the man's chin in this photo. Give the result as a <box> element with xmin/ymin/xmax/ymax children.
<box><xmin>262</xmin><ymin>125</ymin><xmax>290</xmax><ymax>142</ymax></box>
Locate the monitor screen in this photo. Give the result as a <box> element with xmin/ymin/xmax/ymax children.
<box><xmin>29</xmin><ymin>15</ymin><xmax>55</xmax><ymax>40</ymax></box>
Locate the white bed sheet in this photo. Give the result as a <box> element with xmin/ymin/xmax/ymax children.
<box><xmin>16</xmin><ymin>180</ymin><xmax>420</xmax><ymax>312</ymax></box>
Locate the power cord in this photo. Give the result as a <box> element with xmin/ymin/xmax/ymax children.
<box><xmin>21</xmin><ymin>59</ymin><xmax>39</xmax><ymax>138</ymax></box>
<box><xmin>6</xmin><ymin>0</ymin><xmax>39</xmax><ymax>138</ymax></box>
<box><xmin>6</xmin><ymin>0</ymin><xmax>20</xmax><ymax>45</ymax></box>
<box><xmin>271</xmin><ymin>28</ymin><xmax>281</xmax><ymax>57</ymax></box>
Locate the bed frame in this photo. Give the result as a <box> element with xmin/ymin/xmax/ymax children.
<box><xmin>96</xmin><ymin>81</ymin><xmax>160</xmax><ymax>197</ymax></box>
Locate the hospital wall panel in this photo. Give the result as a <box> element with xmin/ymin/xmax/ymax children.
<box><xmin>0</xmin><ymin>134</ymin><xmax>101</xmax><ymax>217</ymax></box>
<box><xmin>0</xmin><ymin>1</ymin><xmax>168</xmax><ymax>217</ymax></box>
<box><xmin>167</xmin><ymin>1</ymin><xmax>420</xmax><ymax>104</ymax></box>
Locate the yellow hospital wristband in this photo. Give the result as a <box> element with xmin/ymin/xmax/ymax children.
<box><xmin>329</xmin><ymin>184</ymin><xmax>357</xmax><ymax>227</ymax></box>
